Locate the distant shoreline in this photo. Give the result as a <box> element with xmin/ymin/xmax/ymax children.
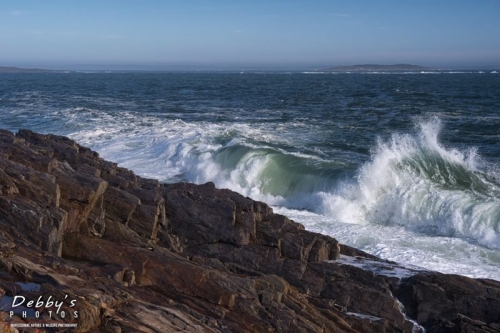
<box><xmin>0</xmin><ymin>66</ymin><xmax>58</xmax><ymax>73</ymax></box>
<box><xmin>1</xmin><ymin>65</ymin><xmax>498</xmax><ymax>73</ymax></box>
<box><xmin>325</xmin><ymin>63</ymin><xmax>430</xmax><ymax>72</ymax></box>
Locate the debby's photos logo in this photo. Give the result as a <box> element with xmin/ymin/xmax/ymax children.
<box><xmin>9</xmin><ymin>294</ymin><xmax>78</xmax><ymax>320</ymax></box>
<box><xmin>1</xmin><ymin>284</ymin><xmax>80</xmax><ymax>330</ymax></box>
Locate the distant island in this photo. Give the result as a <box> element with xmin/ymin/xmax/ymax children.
<box><xmin>0</xmin><ymin>66</ymin><xmax>55</xmax><ymax>73</ymax></box>
<box><xmin>326</xmin><ymin>63</ymin><xmax>431</xmax><ymax>72</ymax></box>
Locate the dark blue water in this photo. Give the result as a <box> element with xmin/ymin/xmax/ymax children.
<box><xmin>1</xmin><ymin>71</ymin><xmax>500</xmax><ymax>279</ymax></box>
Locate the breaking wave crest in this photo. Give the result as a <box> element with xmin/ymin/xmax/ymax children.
<box><xmin>71</xmin><ymin>112</ymin><xmax>500</xmax><ymax>249</ymax></box>
<box><xmin>322</xmin><ymin>118</ymin><xmax>500</xmax><ymax>248</ymax></box>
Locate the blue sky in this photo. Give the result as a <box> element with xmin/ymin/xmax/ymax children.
<box><xmin>1</xmin><ymin>0</ymin><xmax>499</xmax><ymax>69</ymax></box>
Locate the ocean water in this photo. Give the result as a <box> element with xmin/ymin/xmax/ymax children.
<box><xmin>1</xmin><ymin>71</ymin><xmax>500</xmax><ymax>280</ymax></box>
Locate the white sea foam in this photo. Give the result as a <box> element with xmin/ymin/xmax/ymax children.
<box><xmin>275</xmin><ymin>206</ymin><xmax>500</xmax><ymax>280</ymax></box>
<box><xmin>319</xmin><ymin>118</ymin><xmax>500</xmax><ymax>249</ymax></box>
<box><xmin>60</xmin><ymin>110</ymin><xmax>500</xmax><ymax>280</ymax></box>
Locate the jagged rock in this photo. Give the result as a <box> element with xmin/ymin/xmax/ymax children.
<box><xmin>395</xmin><ymin>273</ymin><xmax>500</xmax><ymax>332</ymax></box>
<box><xmin>0</xmin><ymin>129</ymin><xmax>499</xmax><ymax>333</ymax></box>
<box><xmin>102</xmin><ymin>186</ymin><xmax>140</xmax><ymax>225</ymax></box>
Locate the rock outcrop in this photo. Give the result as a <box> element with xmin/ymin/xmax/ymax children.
<box><xmin>0</xmin><ymin>129</ymin><xmax>499</xmax><ymax>332</ymax></box>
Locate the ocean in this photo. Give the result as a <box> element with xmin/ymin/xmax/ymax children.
<box><xmin>1</xmin><ymin>70</ymin><xmax>499</xmax><ymax>280</ymax></box>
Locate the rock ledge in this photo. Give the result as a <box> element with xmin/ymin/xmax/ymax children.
<box><xmin>0</xmin><ymin>129</ymin><xmax>499</xmax><ymax>332</ymax></box>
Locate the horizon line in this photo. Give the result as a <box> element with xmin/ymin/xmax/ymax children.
<box><xmin>2</xmin><ymin>63</ymin><xmax>500</xmax><ymax>72</ymax></box>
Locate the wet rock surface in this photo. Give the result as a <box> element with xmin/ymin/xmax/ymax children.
<box><xmin>0</xmin><ymin>129</ymin><xmax>498</xmax><ymax>332</ymax></box>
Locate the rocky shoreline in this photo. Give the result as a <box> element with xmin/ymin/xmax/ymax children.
<box><xmin>0</xmin><ymin>129</ymin><xmax>499</xmax><ymax>332</ymax></box>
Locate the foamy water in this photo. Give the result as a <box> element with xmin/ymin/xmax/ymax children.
<box><xmin>1</xmin><ymin>72</ymin><xmax>499</xmax><ymax>280</ymax></box>
<box><xmin>65</xmin><ymin>114</ymin><xmax>500</xmax><ymax>280</ymax></box>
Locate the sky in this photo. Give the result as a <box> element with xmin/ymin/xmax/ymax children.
<box><xmin>1</xmin><ymin>0</ymin><xmax>499</xmax><ymax>70</ymax></box>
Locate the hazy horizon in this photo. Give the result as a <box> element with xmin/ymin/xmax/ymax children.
<box><xmin>3</xmin><ymin>62</ymin><xmax>500</xmax><ymax>72</ymax></box>
<box><xmin>1</xmin><ymin>1</ymin><xmax>499</xmax><ymax>71</ymax></box>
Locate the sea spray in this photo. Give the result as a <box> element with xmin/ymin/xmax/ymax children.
<box><xmin>73</xmin><ymin>113</ymin><xmax>500</xmax><ymax>249</ymax></box>
<box><xmin>321</xmin><ymin>118</ymin><xmax>500</xmax><ymax>248</ymax></box>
